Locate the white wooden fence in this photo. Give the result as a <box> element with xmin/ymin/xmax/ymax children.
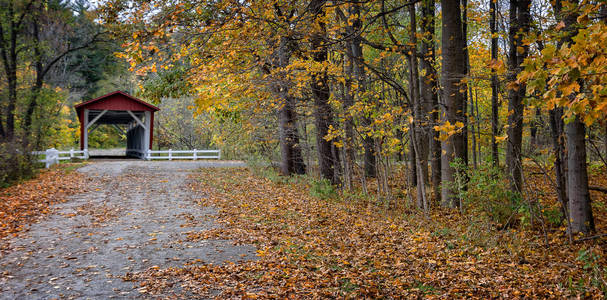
<box><xmin>145</xmin><ymin>149</ymin><xmax>221</xmax><ymax>160</ymax></box>
<box><xmin>32</xmin><ymin>148</ymin><xmax>88</xmax><ymax>168</ymax></box>
<box><xmin>32</xmin><ymin>148</ymin><xmax>221</xmax><ymax>168</ymax></box>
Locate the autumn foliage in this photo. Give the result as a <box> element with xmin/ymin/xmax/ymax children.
<box><xmin>123</xmin><ymin>167</ymin><xmax>607</xmax><ymax>298</ymax></box>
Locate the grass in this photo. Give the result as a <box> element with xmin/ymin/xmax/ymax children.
<box><xmin>61</xmin><ymin>162</ymin><xmax>88</xmax><ymax>173</ymax></box>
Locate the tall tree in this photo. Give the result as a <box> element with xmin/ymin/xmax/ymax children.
<box><xmin>0</xmin><ymin>0</ymin><xmax>33</xmax><ymax>141</ymax></box>
<box><xmin>549</xmin><ymin>108</ymin><xmax>570</xmax><ymax>236</ymax></box>
<box><xmin>341</xmin><ymin>12</ymin><xmax>356</xmax><ymax>189</ymax></box>
<box><xmin>274</xmin><ymin>37</ymin><xmax>306</xmax><ymax>176</ymax></box>
<box><xmin>408</xmin><ymin>3</ymin><xmax>428</xmax><ymax>209</ymax></box>
<box><xmin>558</xmin><ymin>0</ymin><xmax>595</xmax><ymax>234</ymax></box>
<box><xmin>520</xmin><ymin>0</ymin><xmax>600</xmax><ymax>234</ymax></box>
<box><xmin>0</xmin><ymin>0</ymin><xmax>101</xmax><ymax>145</ymax></box>
<box><xmin>566</xmin><ymin>116</ymin><xmax>595</xmax><ymax>233</ymax></box>
<box><xmin>420</xmin><ymin>0</ymin><xmax>440</xmax><ymax>202</ymax></box>
<box><xmin>461</xmin><ymin>0</ymin><xmax>470</xmax><ymax>167</ymax></box>
<box><xmin>506</xmin><ymin>0</ymin><xmax>531</xmax><ymax>194</ymax></box>
<box><xmin>440</xmin><ymin>0</ymin><xmax>467</xmax><ymax>207</ymax></box>
<box><xmin>490</xmin><ymin>0</ymin><xmax>500</xmax><ymax>166</ymax></box>
<box><xmin>334</xmin><ymin>2</ymin><xmax>374</xmax><ymax>180</ymax></box>
<box><xmin>309</xmin><ymin>0</ymin><xmax>339</xmax><ymax>183</ymax></box>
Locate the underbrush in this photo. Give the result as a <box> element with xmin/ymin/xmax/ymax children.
<box><xmin>450</xmin><ymin>159</ymin><xmax>526</xmax><ymax>229</ymax></box>
<box><xmin>576</xmin><ymin>247</ymin><xmax>607</xmax><ymax>294</ymax></box>
<box><xmin>247</xmin><ymin>157</ymin><xmax>337</xmax><ymax>200</ymax></box>
<box><xmin>0</xmin><ymin>142</ymin><xmax>37</xmax><ymax>188</ymax></box>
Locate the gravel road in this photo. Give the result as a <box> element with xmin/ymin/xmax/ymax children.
<box><xmin>0</xmin><ymin>160</ymin><xmax>255</xmax><ymax>299</ymax></box>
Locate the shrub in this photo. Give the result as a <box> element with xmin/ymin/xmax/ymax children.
<box><xmin>309</xmin><ymin>178</ymin><xmax>336</xmax><ymax>200</ymax></box>
<box><xmin>543</xmin><ymin>206</ymin><xmax>564</xmax><ymax>227</ymax></box>
<box><xmin>450</xmin><ymin>158</ymin><xmax>521</xmax><ymax>228</ymax></box>
<box><xmin>576</xmin><ymin>248</ymin><xmax>607</xmax><ymax>294</ymax></box>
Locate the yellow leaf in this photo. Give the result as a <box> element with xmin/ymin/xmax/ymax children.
<box><xmin>560</xmin><ymin>81</ymin><xmax>580</xmax><ymax>96</ymax></box>
<box><xmin>517</xmin><ymin>46</ymin><xmax>525</xmax><ymax>54</ymax></box>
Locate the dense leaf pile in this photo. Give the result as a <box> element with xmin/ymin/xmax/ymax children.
<box><xmin>126</xmin><ymin>167</ymin><xmax>606</xmax><ymax>298</ymax></box>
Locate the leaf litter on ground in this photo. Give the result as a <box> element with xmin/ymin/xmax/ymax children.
<box><xmin>0</xmin><ymin>165</ymin><xmax>86</xmax><ymax>245</ymax></box>
<box><xmin>123</xmin><ymin>166</ymin><xmax>606</xmax><ymax>299</ymax></box>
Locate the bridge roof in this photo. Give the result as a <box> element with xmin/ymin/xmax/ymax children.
<box><xmin>75</xmin><ymin>91</ymin><xmax>159</xmax><ymax>114</ymax></box>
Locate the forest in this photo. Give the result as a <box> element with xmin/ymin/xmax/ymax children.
<box><xmin>1</xmin><ymin>0</ymin><xmax>607</xmax><ymax>297</ymax></box>
<box><xmin>95</xmin><ymin>0</ymin><xmax>606</xmax><ymax>235</ymax></box>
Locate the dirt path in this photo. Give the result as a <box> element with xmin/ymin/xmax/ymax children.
<box><xmin>0</xmin><ymin>161</ymin><xmax>256</xmax><ymax>299</ymax></box>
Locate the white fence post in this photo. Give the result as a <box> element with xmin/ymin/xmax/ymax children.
<box><xmin>168</xmin><ymin>149</ymin><xmax>172</xmax><ymax>161</ymax></box>
<box><xmin>52</xmin><ymin>148</ymin><xmax>58</xmax><ymax>167</ymax></box>
<box><xmin>69</xmin><ymin>148</ymin><xmax>74</xmax><ymax>159</ymax></box>
<box><xmin>193</xmin><ymin>149</ymin><xmax>197</xmax><ymax>161</ymax></box>
<box><xmin>44</xmin><ymin>149</ymin><xmax>51</xmax><ymax>168</ymax></box>
<box><xmin>218</xmin><ymin>149</ymin><xmax>221</xmax><ymax>160</ymax></box>
<box><xmin>45</xmin><ymin>148</ymin><xmax>59</xmax><ymax>168</ymax></box>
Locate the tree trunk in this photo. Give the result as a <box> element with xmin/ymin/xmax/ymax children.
<box><xmin>409</xmin><ymin>136</ymin><xmax>417</xmax><ymax>187</ymax></box>
<box><xmin>278</xmin><ymin>95</ymin><xmax>306</xmax><ymax>176</ymax></box>
<box><xmin>344</xmin><ymin>2</ymin><xmax>376</xmax><ymax>178</ymax></box>
<box><xmin>440</xmin><ymin>0</ymin><xmax>467</xmax><ymax>207</ymax></box>
<box><xmin>410</xmin><ymin>116</ymin><xmax>429</xmax><ymax>214</ymax></box>
<box><xmin>3</xmin><ymin>58</ymin><xmax>17</xmax><ymax>141</ymax></box>
<box><xmin>471</xmin><ymin>86</ymin><xmax>477</xmax><ymax>169</ymax></box>
<box><xmin>421</xmin><ymin>0</ymin><xmax>440</xmax><ymax>202</ymax></box>
<box><xmin>23</xmin><ymin>17</ymin><xmax>44</xmax><ymax>148</ymax></box>
<box><xmin>343</xmin><ymin>45</ymin><xmax>355</xmax><ymax>190</ymax></box>
<box><xmin>475</xmin><ymin>88</ymin><xmax>482</xmax><ymax>163</ymax></box>
<box><xmin>362</xmin><ymin>126</ymin><xmax>376</xmax><ymax>177</ymax></box>
<box><xmin>549</xmin><ymin>108</ymin><xmax>570</xmax><ymax>236</ymax></box>
<box><xmin>506</xmin><ymin>0</ymin><xmax>530</xmax><ymax>194</ymax></box>
<box><xmin>529</xmin><ymin>107</ymin><xmax>541</xmax><ymax>151</ymax></box>
<box><xmin>357</xmin><ymin>72</ymin><xmax>375</xmax><ymax>177</ymax></box>
<box><xmin>490</xmin><ymin>0</ymin><xmax>500</xmax><ymax>167</ymax></box>
<box><xmin>567</xmin><ymin>117</ymin><xmax>595</xmax><ymax>233</ymax></box>
<box><xmin>275</xmin><ymin>37</ymin><xmax>306</xmax><ymax>176</ymax></box>
<box><xmin>604</xmin><ymin>125</ymin><xmax>607</xmax><ymax>160</ymax></box>
<box><xmin>310</xmin><ymin>0</ymin><xmax>338</xmax><ymax>184</ymax></box>
<box><xmin>1</xmin><ymin>1</ymin><xmax>19</xmax><ymax>141</ymax></box>
<box><xmin>461</xmin><ymin>0</ymin><xmax>469</xmax><ymax>167</ymax></box>
<box><xmin>312</xmin><ymin>72</ymin><xmax>337</xmax><ymax>183</ymax></box>
<box><xmin>551</xmin><ymin>0</ymin><xmax>594</xmax><ymax>234</ymax></box>
<box><xmin>339</xmin><ymin>3</ymin><xmax>366</xmax><ymax>189</ymax></box>
<box><xmin>409</xmin><ymin>3</ymin><xmax>428</xmax><ymax>209</ymax></box>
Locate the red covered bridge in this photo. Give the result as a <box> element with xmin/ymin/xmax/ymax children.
<box><xmin>75</xmin><ymin>91</ymin><xmax>159</xmax><ymax>158</ymax></box>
